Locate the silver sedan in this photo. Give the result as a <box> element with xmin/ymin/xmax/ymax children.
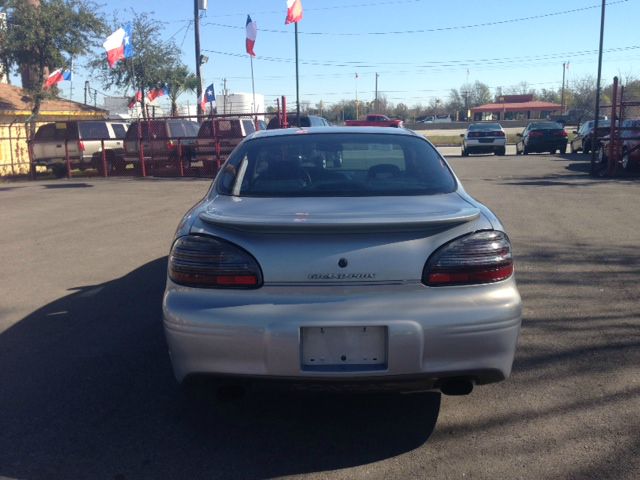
<box><xmin>163</xmin><ymin>127</ymin><xmax>521</xmax><ymax>396</ymax></box>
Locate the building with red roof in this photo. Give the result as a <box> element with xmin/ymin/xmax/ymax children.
<box><xmin>470</xmin><ymin>94</ymin><xmax>562</xmax><ymax>122</ymax></box>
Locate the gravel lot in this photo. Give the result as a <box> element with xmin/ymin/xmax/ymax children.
<box><xmin>1</xmin><ymin>153</ymin><xmax>638</xmax><ymax>480</ymax></box>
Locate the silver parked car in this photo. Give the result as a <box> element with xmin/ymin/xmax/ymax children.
<box><xmin>461</xmin><ymin>122</ymin><xmax>507</xmax><ymax>156</ymax></box>
<box><xmin>163</xmin><ymin>127</ymin><xmax>521</xmax><ymax>398</ymax></box>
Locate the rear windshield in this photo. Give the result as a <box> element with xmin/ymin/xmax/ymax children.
<box><xmin>469</xmin><ymin>123</ymin><xmax>501</xmax><ymax>131</ymax></box>
<box><xmin>35</xmin><ymin>123</ymin><xmax>79</xmax><ymax>140</ymax></box>
<box><xmin>125</xmin><ymin>121</ymin><xmax>166</xmax><ymax>139</ymax></box>
<box><xmin>530</xmin><ymin>122</ymin><xmax>563</xmax><ymax>130</ymax></box>
<box><xmin>198</xmin><ymin>119</ymin><xmax>255</xmax><ymax>138</ymax></box>
<box><xmin>78</xmin><ymin>122</ymin><xmax>110</xmax><ymax>140</ymax></box>
<box><xmin>216</xmin><ymin>133</ymin><xmax>456</xmax><ymax>197</ymax></box>
<box><xmin>167</xmin><ymin>120</ymin><xmax>199</xmax><ymax>138</ymax></box>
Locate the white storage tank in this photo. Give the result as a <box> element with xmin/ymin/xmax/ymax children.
<box><xmin>218</xmin><ymin>92</ymin><xmax>265</xmax><ymax>120</ymax></box>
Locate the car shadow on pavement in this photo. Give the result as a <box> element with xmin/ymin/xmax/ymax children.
<box><xmin>0</xmin><ymin>257</ymin><xmax>440</xmax><ymax>480</ymax></box>
<box><xmin>42</xmin><ymin>182</ymin><xmax>94</xmax><ymax>189</ymax></box>
<box><xmin>499</xmin><ymin>160</ymin><xmax>640</xmax><ymax>187</ymax></box>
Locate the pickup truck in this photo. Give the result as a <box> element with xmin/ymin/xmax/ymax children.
<box><xmin>344</xmin><ymin>114</ymin><xmax>403</xmax><ymax>128</ymax></box>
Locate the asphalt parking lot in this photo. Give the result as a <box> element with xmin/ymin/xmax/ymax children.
<box><xmin>1</xmin><ymin>153</ymin><xmax>639</xmax><ymax>480</ymax></box>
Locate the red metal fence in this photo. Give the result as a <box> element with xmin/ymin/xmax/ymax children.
<box><xmin>0</xmin><ymin>112</ymin><xmax>279</xmax><ymax>180</ymax></box>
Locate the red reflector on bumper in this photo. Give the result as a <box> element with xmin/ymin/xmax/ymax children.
<box><xmin>427</xmin><ymin>264</ymin><xmax>514</xmax><ymax>286</ymax></box>
<box><xmin>216</xmin><ymin>275</ymin><xmax>259</xmax><ymax>286</ymax></box>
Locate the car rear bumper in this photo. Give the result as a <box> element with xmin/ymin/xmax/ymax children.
<box><xmin>163</xmin><ymin>279</ymin><xmax>522</xmax><ymax>389</ymax></box>
<box><xmin>526</xmin><ymin>139</ymin><xmax>567</xmax><ymax>152</ymax></box>
<box><xmin>464</xmin><ymin>139</ymin><xmax>506</xmax><ymax>153</ymax></box>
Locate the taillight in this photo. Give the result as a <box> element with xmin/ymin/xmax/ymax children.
<box><xmin>168</xmin><ymin>235</ymin><xmax>263</xmax><ymax>288</ymax></box>
<box><xmin>554</xmin><ymin>130</ymin><xmax>568</xmax><ymax>137</ymax></box>
<box><xmin>422</xmin><ymin>231</ymin><xmax>513</xmax><ymax>287</ymax></box>
<box><xmin>78</xmin><ymin>141</ymin><xmax>85</xmax><ymax>151</ymax></box>
<box><xmin>167</xmin><ymin>140</ymin><xmax>176</xmax><ymax>151</ymax></box>
<box><xmin>493</xmin><ymin>131</ymin><xmax>505</xmax><ymax>137</ymax></box>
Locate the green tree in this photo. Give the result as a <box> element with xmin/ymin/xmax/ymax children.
<box><xmin>91</xmin><ymin>13</ymin><xmax>180</xmax><ymax>118</ymax></box>
<box><xmin>2</xmin><ymin>0</ymin><xmax>106</xmax><ymax>122</ymax></box>
<box><xmin>537</xmin><ymin>88</ymin><xmax>561</xmax><ymax>103</ymax></box>
<box><xmin>569</xmin><ymin>76</ymin><xmax>598</xmax><ymax>113</ymax></box>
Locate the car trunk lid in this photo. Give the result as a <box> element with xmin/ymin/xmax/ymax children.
<box><xmin>192</xmin><ymin>194</ymin><xmax>488</xmax><ymax>285</ymax></box>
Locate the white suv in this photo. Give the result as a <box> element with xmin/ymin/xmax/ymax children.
<box><xmin>31</xmin><ymin>120</ymin><xmax>128</xmax><ymax>177</ymax></box>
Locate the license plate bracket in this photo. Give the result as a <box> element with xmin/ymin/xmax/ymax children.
<box><xmin>300</xmin><ymin>326</ymin><xmax>388</xmax><ymax>371</ymax></box>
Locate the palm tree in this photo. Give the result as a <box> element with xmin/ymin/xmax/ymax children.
<box><xmin>165</xmin><ymin>64</ymin><xmax>199</xmax><ymax>116</ymax></box>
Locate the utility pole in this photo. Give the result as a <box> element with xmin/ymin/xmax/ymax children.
<box><xmin>194</xmin><ymin>0</ymin><xmax>203</xmax><ymax>117</ymax></box>
<box><xmin>561</xmin><ymin>62</ymin><xmax>566</xmax><ymax>114</ymax></box>
<box><xmin>591</xmin><ymin>0</ymin><xmax>606</xmax><ymax>174</ymax></box>
<box><xmin>84</xmin><ymin>81</ymin><xmax>89</xmax><ymax>105</ymax></box>
<box><xmin>375</xmin><ymin>73</ymin><xmax>379</xmax><ymax>112</ymax></box>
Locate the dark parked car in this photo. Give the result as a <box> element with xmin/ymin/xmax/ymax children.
<box><xmin>515</xmin><ymin>122</ymin><xmax>568</xmax><ymax>155</ymax></box>
<box><xmin>570</xmin><ymin>120</ymin><xmax>611</xmax><ymax>154</ymax></box>
<box><xmin>123</xmin><ymin>119</ymin><xmax>200</xmax><ymax>168</ymax></box>
<box><xmin>596</xmin><ymin>118</ymin><xmax>640</xmax><ymax>173</ymax></box>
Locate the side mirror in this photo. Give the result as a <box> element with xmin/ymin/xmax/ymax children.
<box><xmin>573</xmin><ymin>131</ymin><xmax>578</xmax><ymax>134</ymax></box>
<box><xmin>516</xmin><ymin>133</ymin><xmax>523</xmax><ymax>137</ymax></box>
<box><xmin>459</xmin><ymin>133</ymin><xmax>464</xmax><ymax>137</ymax></box>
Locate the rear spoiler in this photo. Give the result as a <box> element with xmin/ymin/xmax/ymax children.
<box><xmin>199</xmin><ymin>208</ymin><xmax>481</xmax><ymax>233</ymax></box>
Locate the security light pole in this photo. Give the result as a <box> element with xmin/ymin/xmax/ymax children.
<box><xmin>194</xmin><ymin>0</ymin><xmax>203</xmax><ymax>117</ymax></box>
<box><xmin>591</xmin><ymin>0</ymin><xmax>606</xmax><ymax>174</ymax></box>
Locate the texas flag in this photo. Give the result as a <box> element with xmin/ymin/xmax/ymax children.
<box><xmin>245</xmin><ymin>15</ymin><xmax>257</xmax><ymax>57</ymax></box>
<box><xmin>43</xmin><ymin>68</ymin><xmax>72</xmax><ymax>89</ymax></box>
<box><xmin>201</xmin><ymin>83</ymin><xmax>216</xmax><ymax>112</ymax></box>
<box><xmin>285</xmin><ymin>0</ymin><xmax>303</xmax><ymax>24</ymax></box>
<box><xmin>103</xmin><ymin>24</ymin><xmax>134</xmax><ymax>68</ymax></box>
<box><xmin>128</xmin><ymin>90</ymin><xmax>142</xmax><ymax>109</ymax></box>
<box><xmin>147</xmin><ymin>87</ymin><xmax>169</xmax><ymax>102</ymax></box>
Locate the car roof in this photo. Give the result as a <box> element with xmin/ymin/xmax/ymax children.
<box><xmin>250</xmin><ymin>126</ymin><xmax>419</xmax><ymax>139</ymax></box>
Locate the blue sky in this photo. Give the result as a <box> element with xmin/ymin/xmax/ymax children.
<box><xmin>55</xmin><ymin>0</ymin><xmax>640</xmax><ymax>109</ymax></box>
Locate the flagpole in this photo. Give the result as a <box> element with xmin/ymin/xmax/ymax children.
<box><xmin>250</xmin><ymin>55</ymin><xmax>256</xmax><ymax>116</ymax></box>
<box><xmin>69</xmin><ymin>57</ymin><xmax>73</xmax><ymax>101</ymax></box>
<box><xmin>295</xmin><ymin>22</ymin><xmax>300</xmax><ymax>121</ymax></box>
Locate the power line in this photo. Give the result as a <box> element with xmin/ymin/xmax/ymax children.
<box><xmin>210</xmin><ymin>0</ymin><xmax>428</xmax><ymax>18</ymax></box>
<box><xmin>202</xmin><ymin>44</ymin><xmax>640</xmax><ymax>71</ymax></box>
<box><xmin>202</xmin><ymin>1</ymin><xmax>629</xmax><ymax>36</ymax></box>
<box><xmin>179</xmin><ymin>20</ymin><xmax>192</xmax><ymax>49</ymax></box>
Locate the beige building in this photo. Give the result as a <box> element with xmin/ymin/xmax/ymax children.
<box><xmin>0</xmin><ymin>83</ymin><xmax>107</xmax><ymax>176</ymax></box>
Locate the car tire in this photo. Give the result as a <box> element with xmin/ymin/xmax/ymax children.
<box><xmin>461</xmin><ymin>148</ymin><xmax>469</xmax><ymax>157</ymax></box>
<box><xmin>51</xmin><ymin>164</ymin><xmax>67</xmax><ymax>178</ymax></box>
<box><xmin>495</xmin><ymin>147</ymin><xmax>506</xmax><ymax>156</ymax></box>
<box><xmin>591</xmin><ymin>146</ymin><xmax>608</xmax><ymax>177</ymax></box>
<box><xmin>523</xmin><ymin>146</ymin><xmax>529</xmax><ymax>155</ymax></box>
<box><xmin>96</xmin><ymin>152</ymin><xmax>114</xmax><ymax>176</ymax></box>
<box><xmin>570</xmin><ymin>142</ymin><xmax>575</xmax><ymax>154</ymax></box>
<box><xmin>621</xmin><ymin>148</ymin><xmax>634</xmax><ymax>172</ymax></box>
<box><xmin>582</xmin><ymin>141</ymin><xmax>591</xmax><ymax>155</ymax></box>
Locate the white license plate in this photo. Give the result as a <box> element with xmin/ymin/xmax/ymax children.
<box><xmin>301</xmin><ymin>326</ymin><xmax>387</xmax><ymax>368</ymax></box>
